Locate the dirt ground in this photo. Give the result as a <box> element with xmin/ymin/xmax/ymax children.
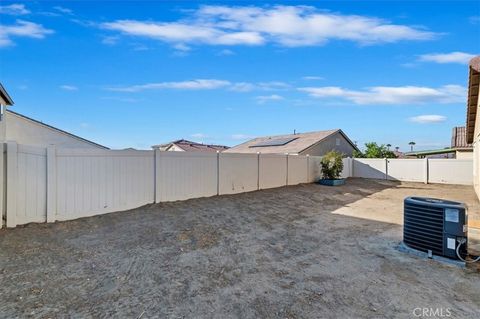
<box><xmin>1</xmin><ymin>179</ymin><xmax>479</xmax><ymax>318</ymax></box>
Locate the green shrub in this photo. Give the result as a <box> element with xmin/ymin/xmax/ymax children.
<box><xmin>320</xmin><ymin>150</ymin><xmax>344</xmax><ymax>180</ymax></box>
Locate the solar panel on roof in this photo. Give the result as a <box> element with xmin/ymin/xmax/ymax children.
<box><xmin>250</xmin><ymin>137</ymin><xmax>298</xmax><ymax>147</ymax></box>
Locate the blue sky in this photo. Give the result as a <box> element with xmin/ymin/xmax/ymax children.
<box><xmin>0</xmin><ymin>1</ymin><xmax>479</xmax><ymax>150</ymax></box>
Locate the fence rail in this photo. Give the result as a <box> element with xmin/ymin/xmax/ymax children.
<box><xmin>0</xmin><ymin>141</ymin><xmax>473</xmax><ymax>228</ymax></box>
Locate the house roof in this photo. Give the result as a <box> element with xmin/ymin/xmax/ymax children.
<box><xmin>7</xmin><ymin>110</ymin><xmax>109</xmax><ymax>149</ymax></box>
<box><xmin>224</xmin><ymin>129</ymin><xmax>358</xmax><ymax>154</ymax></box>
<box><xmin>0</xmin><ymin>83</ymin><xmax>14</xmax><ymax>106</ymax></box>
<box><xmin>466</xmin><ymin>56</ymin><xmax>480</xmax><ymax>144</ymax></box>
<box><xmin>153</xmin><ymin>139</ymin><xmax>229</xmax><ymax>152</ymax></box>
<box><xmin>451</xmin><ymin>126</ymin><xmax>472</xmax><ymax>149</ymax></box>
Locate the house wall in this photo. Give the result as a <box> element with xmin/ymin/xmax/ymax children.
<box><xmin>456</xmin><ymin>150</ymin><xmax>473</xmax><ymax>160</ymax></box>
<box><xmin>473</xmin><ymin>96</ymin><xmax>480</xmax><ymax>197</ymax></box>
<box><xmin>300</xmin><ymin>131</ymin><xmax>356</xmax><ymax>156</ymax></box>
<box><xmin>167</xmin><ymin>144</ymin><xmax>185</xmax><ymax>152</ymax></box>
<box><xmin>5</xmin><ymin>111</ymin><xmax>103</xmax><ymax>149</ymax></box>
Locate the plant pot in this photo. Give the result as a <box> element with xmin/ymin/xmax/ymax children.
<box><xmin>317</xmin><ymin>178</ymin><xmax>346</xmax><ymax>186</ymax></box>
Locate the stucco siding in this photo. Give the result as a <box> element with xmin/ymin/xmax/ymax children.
<box><xmin>5</xmin><ymin>112</ymin><xmax>103</xmax><ymax>149</ymax></box>
<box><xmin>474</xmin><ymin>97</ymin><xmax>480</xmax><ymax>198</ymax></box>
<box><xmin>300</xmin><ymin>131</ymin><xmax>355</xmax><ymax>156</ymax></box>
<box><xmin>456</xmin><ymin>150</ymin><xmax>473</xmax><ymax>160</ymax></box>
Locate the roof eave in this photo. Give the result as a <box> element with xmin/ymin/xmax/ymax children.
<box><xmin>0</xmin><ymin>83</ymin><xmax>14</xmax><ymax>106</ymax></box>
<box><xmin>466</xmin><ymin>56</ymin><xmax>480</xmax><ymax>144</ymax></box>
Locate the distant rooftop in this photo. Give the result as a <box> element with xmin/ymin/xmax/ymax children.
<box><xmin>152</xmin><ymin>139</ymin><xmax>229</xmax><ymax>152</ymax></box>
<box><xmin>225</xmin><ymin>129</ymin><xmax>358</xmax><ymax>154</ymax></box>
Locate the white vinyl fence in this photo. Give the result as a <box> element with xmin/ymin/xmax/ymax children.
<box><xmin>350</xmin><ymin>158</ymin><xmax>473</xmax><ymax>185</ymax></box>
<box><xmin>0</xmin><ymin>141</ymin><xmax>473</xmax><ymax>228</ymax></box>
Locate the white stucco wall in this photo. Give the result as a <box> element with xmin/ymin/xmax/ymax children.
<box><xmin>456</xmin><ymin>150</ymin><xmax>473</xmax><ymax>160</ymax></box>
<box><xmin>5</xmin><ymin>111</ymin><xmax>104</xmax><ymax>149</ymax></box>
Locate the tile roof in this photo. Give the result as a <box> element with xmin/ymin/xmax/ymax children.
<box><xmin>154</xmin><ymin>139</ymin><xmax>229</xmax><ymax>152</ymax></box>
<box><xmin>224</xmin><ymin>129</ymin><xmax>358</xmax><ymax>154</ymax></box>
<box><xmin>451</xmin><ymin>126</ymin><xmax>472</xmax><ymax>149</ymax></box>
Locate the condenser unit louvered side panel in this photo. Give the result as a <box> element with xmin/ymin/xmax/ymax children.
<box><xmin>404</xmin><ymin>202</ymin><xmax>445</xmax><ymax>255</ymax></box>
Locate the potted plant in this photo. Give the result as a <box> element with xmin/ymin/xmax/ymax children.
<box><xmin>317</xmin><ymin>150</ymin><xmax>345</xmax><ymax>186</ymax></box>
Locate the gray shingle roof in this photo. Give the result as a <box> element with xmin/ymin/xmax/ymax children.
<box><xmin>225</xmin><ymin>129</ymin><xmax>357</xmax><ymax>154</ymax></box>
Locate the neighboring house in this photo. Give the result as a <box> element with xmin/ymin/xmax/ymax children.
<box><xmin>224</xmin><ymin>129</ymin><xmax>358</xmax><ymax>156</ymax></box>
<box><xmin>404</xmin><ymin>148</ymin><xmax>456</xmax><ymax>159</ymax></box>
<box><xmin>466</xmin><ymin>56</ymin><xmax>480</xmax><ymax>199</ymax></box>
<box><xmin>152</xmin><ymin>139</ymin><xmax>229</xmax><ymax>152</ymax></box>
<box><xmin>451</xmin><ymin>126</ymin><xmax>473</xmax><ymax>159</ymax></box>
<box><xmin>0</xmin><ymin>83</ymin><xmax>107</xmax><ymax>149</ymax></box>
<box><xmin>404</xmin><ymin>127</ymin><xmax>473</xmax><ymax>159</ymax></box>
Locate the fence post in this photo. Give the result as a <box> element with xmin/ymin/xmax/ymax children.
<box><xmin>256</xmin><ymin>152</ymin><xmax>260</xmax><ymax>190</ymax></box>
<box><xmin>286</xmin><ymin>153</ymin><xmax>289</xmax><ymax>185</ymax></box>
<box><xmin>424</xmin><ymin>158</ymin><xmax>429</xmax><ymax>184</ymax></box>
<box><xmin>384</xmin><ymin>158</ymin><xmax>388</xmax><ymax>180</ymax></box>
<box><xmin>306</xmin><ymin>154</ymin><xmax>310</xmax><ymax>183</ymax></box>
<box><xmin>6</xmin><ymin>141</ymin><xmax>17</xmax><ymax>228</ymax></box>
<box><xmin>154</xmin><ymin>149</ymin><xmax>161</xmax><ymax>203</ymax></box>
<box><xmin>349</xmin><ymin>157</ymin><xmax>353</xmax><ymax>178</ymax></box>
<box><xmin>46</xmin><ymin>145</ymin><xmax>57</xmax><ymax>223</ymax></box>
<box><xmin>351</xmin><ymin>157</ymin><xmax>355</xmax><ymax>177</ymax></box>
<box><xmin>217</xmin><ymin>151</ymin><xmax>220</xmax><ymax>195</ymax></box>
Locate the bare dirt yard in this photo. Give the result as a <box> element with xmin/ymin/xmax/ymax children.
<box><xmin>1</xmin><ymin>179</ymin><xmax>479</xmax><ymax>318</ymax></box>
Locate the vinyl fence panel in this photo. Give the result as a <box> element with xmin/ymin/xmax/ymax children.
<box><xmin>341</xmin><ymin>158</ymin><xmax>352</xmax><ymax>179</ymax></box>
<box><xmin>308</xmin><ymin>156</ymin><xmax>322</xmax><ymax>182</ymax></box>
<box><xmin>55</xmin><ymin>149</ymin><xmax>155</xmax><ymax>220</ymax></box>
<box><xmin>15</xmin><ymin>144</ymin><xmax>47</xmax><ymax>225</ymax></box>
<box><xmin>287</xmin><ymin>155</ymin><xmax>308</xmax><ymax>185</ymax></box>
<box><xmin>387</xmin><ymin>159</ymin><xmax>425</xmax><ymax>182</ymax></box>
<box><xmin>156</xmin><ymin>151</ymin><xmax>218</xmax><ymax>202</ymax></box>
<box><xmin>219</xmin><ymin>153</ymin><xmax>258</xmax><ymax>194</ymax></box>
<box><xmin>353</xmin><ymin>159</ymin><xmax>387</xmax><ymax>179</ymax></box>
<box><xmin>428</xmin><ymin>159</ymin><xmax>473</xmax><ymax>185</ymax></box>
<box><xmin>259</xmin><ymin>154</ymin><xmax>287</xmax><ymax>189</ymax></box>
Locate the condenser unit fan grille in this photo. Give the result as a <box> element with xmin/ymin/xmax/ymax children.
<box><xmin>404</xmin><ymin>202</ymin><xmax>444</xmax><ymax>255</ymax></box>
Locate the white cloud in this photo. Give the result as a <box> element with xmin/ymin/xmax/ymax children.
<box><xmin>470</xmin><ymin>16</ymin><xmax>480</xmax><ymax>25</ymax></box>
<box><xmin>229</xmin><ymin>82</ymin><xmax>256</xmax><ymax>92</ymax></box>
<box><xmin>101</xmin><ymin>35</ymin><xmax>119</xmax><ymax>45</ymax></box>
<box><xmin>0</xmin><ymin>4</ymin><xmax>30</xmax><ymax>15</ymax></box>
<box><xmin>0</xmin><ymin>20</ymin><xmax>53</xmax><ymax>47</ymax></box>
<box><xmin>191</xmin><ymin>133</ymin><xmax>209</xmax><ymax>139</ymax></box>
<box><xmin>101</xmin><ymin>5</ymin><xmax>436</xmax><ymax>48</ymax></box>
<box><xmin>217</xmin><ymin>49</ymin><xmax>235</xmax><ymax>56</ymax></box>
<box><xmin>258</xmin><ymin>81</ymin><xmax>290</xmax><ymax>90</ymax></box>
<box><xmin>409</xmin><ymin>115</ymin><xmax>447</xmax><ymax>124</ymax></box>
<box><xmin>231</xmin><ymin>134</ymin><xmax>255</xmax><ymax>140</ymax></box>
<box><xmin>101</xmin><ymin>19</ymin><xmax>263</xmax><ymax>46</ymax></box>
<box><xmin>107</xmin><ymin>79</ymin><xmax>290</xmax><ymax>93</ymax></box>
<box><xmin>299</xmin><ymin>85</ymin><xmax>465</xmax><ymax>105</ymax></box>
<box><xmin>418</xmin><ymin>52</ymin><xmax>477</xmax><ymax>65</ymax></box>
<box><xmin>302</xmin><ymin>76</ymin><xmax>324</xmax><ymax>80</ymax></box>
<box><xmin>255</xmin><ymin>94</ymin><xmax>284</xmax><ymax>104</ymax></box>
<box><xmin>53</xmin><ymin>6</ymin><xmax>72</xmax><ymax>14</ymax></box>
<box><xmin>173</xmin><ymin>43</ymin><xmax>191</xmax><ymax>52</ymax></box>
<box><xmin>60</xmin><ymin>85</ymin><xmax>78</xmax><ymax>91</ymax></box>
<box><xmin>107</xmin><ymin>79</ymin><xmax>231</xmax><ymax>92</ymax></box>
<box><xmin>229</xmin><ymin>81</ymin><xmax>289</xmax><ymax>92</ymax></box>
